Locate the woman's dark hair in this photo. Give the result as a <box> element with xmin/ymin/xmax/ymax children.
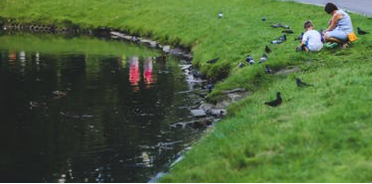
<box><xmin>325</xmin><ymin>3</ymin><xmax>338</xmax><ymax>14</ymax></box>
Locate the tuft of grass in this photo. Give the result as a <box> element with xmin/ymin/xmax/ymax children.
<box><xmin>2</xmin><ymin>0</ymin><xmax>372</xmax><ymax>182</ymax></box>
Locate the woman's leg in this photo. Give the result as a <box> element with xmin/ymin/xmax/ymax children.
<box><xmin>325</xmin><ymin>34</ymin><xmax>342</xmax><ymax>43</ymax></box>
<box><xmin>324</xmin><ymin>30</ymin><xmax>348</xmax><ymax>43</ymax></box>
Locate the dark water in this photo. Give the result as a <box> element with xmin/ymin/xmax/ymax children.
<box><xmin>0</xmin><ymin>33</ymin><xmax>203</xmax><ymax>182</ymax></box>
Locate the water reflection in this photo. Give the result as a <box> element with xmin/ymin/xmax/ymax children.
<box><xmin>0</xmin><ymin>34</ymin><xmax>201</xmax><ymax>183</ymax></box>
<box><xmin>129</xmin><ymin>56</ymin><xmax>140</xmax><ymax>91</ymax></box>
<box><xmin>143</xmin><ymin>58</ymin><xmax>154</xmax><ymax>88</ymax></box>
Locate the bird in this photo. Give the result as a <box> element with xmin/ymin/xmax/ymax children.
<box><xmin>259</xmin><ymin>53</ymin><xmax>267</xmax><ymax>63</ymax></box>
<box><xmin>281</xmin><ymin>24</ymin><xmax>291</xmax><ymax>29</ymax></box>
<box><xmin>271</xmin><ymin>23</ymin><xmax>282</xmax><ymax>28</ymax></box>
<box><xmin>295</xmin><ymin>32</ymin><xmax>304</xmax><ymax>41</ymax></box>
<box><xmin>271</xmin><ymin>34</ymin><xmax>286</xmax><ymax>44</ymax></box>
<box><xmin>279</xmin><ymin>34</ymin><xmax>287</xmax><ymax>41</ymax></box>
<box><xmin>238</xmin><ymin>62</ymin><xmax>245</xmax><ymax>68</ymax></box>
<box><xmin>218</xmin><ymin>12</ymin><xmax>223</xmax><ymax>18</ymax></box>
<box><xmin>246</xmin><ymin>55</ymin><xmax>255</xmax><ymax>65</ymax></box>
<box><xmin>296</xmin><ymin>78</ymin><xmax>313</xmax><ymax>88</ymax></box>
<box><xmin>265</xmin><ymin>45</ymin><xmax>272</xmax><ymax>54</ymax></box>
<box><xmin>264</xmin><ymin>92</ymin><xmax>282</xmax><ymax>107</ymax></box>
<box><xmin>357</xmin><ymin>27</ymin><xmax>369</xmax><ymax>35</ymax></box>
<box><xmin>265</xmin><ymin>65</ymin><xmax>272</xmax><ymax>74</ymax></box>
<box><xmin>207</xmin><ymin>58</ymin><xmax>219</xmax><ymax>64</ymax></box>
<box><xmin>282</xmin><ymin>29</ymin><xmax>294</xmax><ymax>34</ymax></box>
<box><xmin>261</xmin><ymin>17</ymin><xmax>266</xmax><ymax>21</ymax></box>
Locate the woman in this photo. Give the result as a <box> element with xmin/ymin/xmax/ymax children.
<box><xmin>323</xmin><ymin>3</ymin><xmax>354</xmax><ymax>48</ymax></box>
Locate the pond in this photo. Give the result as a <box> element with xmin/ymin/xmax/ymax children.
<box><xmin>0</xmin><ymin>33</ymin><xmax>205</xmax><ymax>182</ymax></box>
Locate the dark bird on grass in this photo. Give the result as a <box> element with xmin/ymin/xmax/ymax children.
<box><xmin>357</xmin><ymin>27</ymin><xmax>369</xmax><ymax>35</ymax></box>
<box><xmin>271</xmin><ymin>34</ymin><xmax>286</xmax><ymax>44</ymax></box>
<box><xmin>265</xmin><ymin>45</ymin><xmax>272</xmax><ymax>53</ymax></box>
<box><xmin>296</xmin><ymin>78</ymin><xmax>313</xmax><ymax>88</ymax></box>
<box><xmin>279</xmin><ymin>33</ymin><xmax>287</xmax><ymax>41</ymax></box>
<box><xmin>262</xmin><ymin>17</ymin><xmax>266</xmax><ymax>21</ymax></box>
<box><xmin>265</xmin><ymin>65</ymin><xmax>272</xmax><ymax>74</ymax></box>
<box><xmin>295</xmin><ymin>32</ymin><xmax>304</xmax><ymax>41</ymax></box>
<box><xmin>207</xmin><ymin>58</ymin><xmax>219</xmax><ymax>64</ymax></box>
<box><xmin>218</xmin><ymin>12</ymin><xmax>223</xmax><ymax>18</ymax></box>
<box><xmin>264</xmin><ymin>92</ymin><xmax>282</xmax><ymax>107</ymax></box>
<box><xmin>271</xmin><ymin>23</ymin><xmax>282</xmax><ymax>28</ymax></box>
<box><xmin>259</xmin><ymin>53</ymin><xmax>268</xmax><ymax>63</ymax></box>
<box><xmin>281</xmin><ymin>24</ymin><xmax>291</xmax><ymax>29</ymax></box>
<box><xmin>246</xmin><ymin>55</ymin><xmax>255</xmax><ymax>65</ymax></box>
<box><xmin>282</xmin><ymin>29</ymin><xmax>294</xmax><ymax>34</ymax></box>
<box><xmin>238</xmin><ymin>62</ymin><xmax>245</xmax><ymax>68</ymax></box>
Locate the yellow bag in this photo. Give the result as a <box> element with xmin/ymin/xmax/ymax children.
<box><xmin>348</xmin><ymin>32</ymin><xmax>358</xmax><ymax>43</ymax></box>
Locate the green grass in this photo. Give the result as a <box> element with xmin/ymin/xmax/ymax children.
<box><xmin>1</xmin><ymin>0</ymin><xmax>372</xmax><ymax>182</ymax></box>
<box><xmin>0</xmin><ymin>33</ymin><xmax>159</xmax><ymax>56</ymax></box>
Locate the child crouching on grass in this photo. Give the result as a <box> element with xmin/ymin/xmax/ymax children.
<box><xmin>297</xmin><ymin>20</ymin><xmax>323</xmax><ymax>52</ymax></box>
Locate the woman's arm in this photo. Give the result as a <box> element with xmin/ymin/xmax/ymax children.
<box><xmin>325</xmin><ymin>13</ymin><xmax>343</xmax><ymax>32</ymax></box>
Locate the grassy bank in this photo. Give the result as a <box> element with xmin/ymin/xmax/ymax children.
<box><xmin>1</xmin><ymin>0</ymin><xmax>372</xmax><ymax>182</ymax></box>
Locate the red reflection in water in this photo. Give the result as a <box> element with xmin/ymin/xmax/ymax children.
<box><xmin>143</xmin><ymin>58</ymin><xmax>154</xmax><ymax>88</ymax></box>
<box><xmin>129</xmin><ymin>57</ymin><xmax>140</xmax><ymax>91</ymax></box>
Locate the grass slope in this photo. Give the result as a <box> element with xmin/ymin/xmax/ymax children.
<box><xmin>0</xmin><ymin>33</ymin><xmax>158</xmax><ymax>56</ymax></box>
<box><xmin>1</xmin><ymin>0</ymin><xmax>372</xmax><ymax>182</ymax></box>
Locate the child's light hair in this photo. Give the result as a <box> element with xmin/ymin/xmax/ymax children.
<box><xmin>304</xmin><ymin>20</ymin><xmax>314</xmax><ymax>29</ymax></box>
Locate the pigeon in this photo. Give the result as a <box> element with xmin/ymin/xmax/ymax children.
<box><xmin>218</xmin><ymin>12</ymin><xmax>223</xmax><ymax>18</ymax></box>
<box><xmin>238</xmin><ymin>62</ymin><xmax>245</xmax><ymax>68</ymax></box>
<box><xmin>357</xmin><ymin>27</ymin><xmax>369</xmax><ymax>35</ymax></box>
<box><xmin>271</xmin><ymin>23</ymin><xmax>282</xmax><ymax>28</ymax></box>
<box><xmin>246</xmin><ymin>55</ymin><xmax>255</xmax><ymax>65</ymax></box>
<box><xmin>259</xmin><ymin>54</ymin><xmax>267</xmax><ymax>63</ymax></box>
<box><xmin>296</xmin><ymin>78</ymin><xmax>313</xmax><ymax>87</ymax></box>
<box><xmin>279</xmin><ymin>34</ymin><xmax>287</xmax><ymax>41</ymax></box>
<box><xmin>265</xmin><ymin>65</ymin><xmax>272</xmax><ymax>74</ymax></box>
<box><xmin>207</xmin><ymin>58</ymin><xmax>219</xmax><ymax>64</ymax></box>
<box><xmin>281</xmin><ymin>24</ymin><xmax>291</xmax><ymax>29</ymax></box>
<box><xmin>295</xmin><ymin>32</ymin><xmax>304</xmax><ymax>41</ymax></box>
<box><xmin>264</xmin><ymin>92</ymin><xmax>282</xmax><ymax>107</ymax></box>
<box><xmin>282</xmin><ymin>29</ymin><xmax>294</xmax><ymax>34</ymax></box>
<box><xmin>262</xmin><ymin>17</ymin><xmax>266</xmax><ymax>21</ymax></box>
<box><xmin>271</xmin><ymin>40</ymin><xmax>282</xmax><ymax>44</ymax></box>
<box><xmin>265</xmin><ymin>45</ymin><xmax>272</xmax><ymax>54</ymax></box>
<box><xmin>271</xmin><ymin>34</ymin><xmax>286</xmax><ymax>44</ymax></box>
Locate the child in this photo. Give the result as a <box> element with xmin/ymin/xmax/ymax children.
<box><xmin>297</xmin><ymin>21</ymin><xmax>323</xmax><ymax>52</ymax></box>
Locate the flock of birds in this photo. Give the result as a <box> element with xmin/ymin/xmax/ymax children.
<box><xmin>208</xmin><ymin>12</ymin><xmax>370</xmax><ymax>107</ymax></box>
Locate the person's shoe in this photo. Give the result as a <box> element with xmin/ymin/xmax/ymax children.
<box><xmin>341</xmin><ymin>43</ymin><xmax>350</xmax><ymax>49</ymax></box>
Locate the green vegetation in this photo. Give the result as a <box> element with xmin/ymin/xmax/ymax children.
<box><xmin>0</xmin><ymin>33</ymin><xmax>158</xmax><ymax>56</ymax></box>
<box><xmin>1</xmin><ymin>0</ymin><xmax>372</xmax><ymax>182</ymax></box>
